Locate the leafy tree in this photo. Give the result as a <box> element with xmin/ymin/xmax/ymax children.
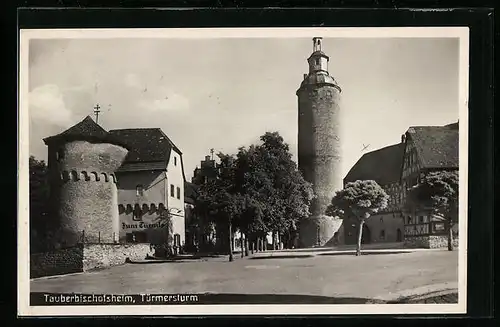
<box><xmin>195</xmin><ymin>153</ymin><xmax>243</xmax><ymax>261</ymax></box>
<box><xmin>29</xmin><ymin>156</ymin><xmax>50</xmax><ymax>253</ymax></box>
<box><xmin>405</xmin><ymin>171</ymin><xmax>459</xmax><ymax>251</ymax></box>
<box><xmin>327</xmin><ymin>180</ymin><xmax>389</xmax><ymax>256</ymax></box>
<box><xmin>234</xmin><ymin>132</ymin><xmax>313</xmax><ymax>250</ymax></box>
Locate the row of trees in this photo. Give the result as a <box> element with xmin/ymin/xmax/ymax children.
<box><xmin>192</xmin><ymin>132</ymin><xmax>314</xmax><ymax>260</ymax></box>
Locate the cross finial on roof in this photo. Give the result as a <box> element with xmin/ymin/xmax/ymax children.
<box><xmin>93</xmin><ymin>103</ymin><xmax>101</xmax><ymax>124</ymax></box>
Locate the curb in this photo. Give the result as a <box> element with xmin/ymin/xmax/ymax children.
<box><xmin>30</xmin><ymin>271</ymin><xmax>85</xmax><ymax>281</ymax></box>
<box><xmin>372</xmin><ymin>282</ymin><xmax>459</xmax><ymax>302</ymax></box>
<box><xmin>250</xmin><ymin>249</ymin><xmax>420</xmax><ymax>259</ymax></box>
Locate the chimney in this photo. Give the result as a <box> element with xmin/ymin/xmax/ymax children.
<box><xmin>401</xmin><ymin>134</ymin><xmax>406</xmax><ymax>143</ymax></box>
<box><xmin>204</xmin><ymin>155</ymin><xmax>210</xmax><ymax>161</ymax></box>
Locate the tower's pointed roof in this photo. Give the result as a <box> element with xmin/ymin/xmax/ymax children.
<box><xmin>43</xmin><ymin>116</ymin><xmax>128</xmax><ymax>148</ymax></box>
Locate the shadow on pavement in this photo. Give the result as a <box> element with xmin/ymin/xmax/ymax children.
<box><xmin>250</xmin><ymin>255</ymin><xmax>315</xmax><ymax>259</ymax></box>
<box><xmin>318</xmin><ymin>251</ymin><xmax>414</xmax><ymax>256</ymax></box>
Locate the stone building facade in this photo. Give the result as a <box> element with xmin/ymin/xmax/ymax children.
<box><xmin>38</xmin><ymin>116</ymin><xmax>189</xmax><ymax>277</ymax></box>
<box><xmin>43</xmin><ymin>116</ymin><xmax>129</xmax><ymax>247</ymax></box>
<box><xmin>342</xmin><ymin>142</ymin><xmax>406</xmax><ymax>245</ymax></box>
<box><xmin>297</xmin><ymin>37</ymin><xmax>343</xmax><ymax>247</ymax></box>
<box><xmin>108</xmin><ymin>128</ymin><xmax>187</xmax><ymax>251</ymax></box>
<box><xmin>339</xmin><ymin>122</ymin><xmax>459</xmax><ymax>249</ymax></box>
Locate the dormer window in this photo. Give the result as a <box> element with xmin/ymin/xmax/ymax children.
<box><xmin>136</xmin><ymin>185</ymin><xmax>144</xmax><ymax>196</ymax></box>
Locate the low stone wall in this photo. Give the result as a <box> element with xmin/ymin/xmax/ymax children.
<box><xmin>428</xmin><ymin>235</ymin><xmax>459</xmax><ymax>249</ymax></box>
<box><xmin>404</xmin><ymin>236</ymin><xmax>430</xmax><ymax>248</ymax></box>
<box><xmin>31</xmin><ymin>243</ymin><xmax>152</xmax><ymax>278</ymax></box>
<box><xmin>83</xmin><ymin>243</ymin><xmax>152</xmax><ymax>271</ymax></box>
<box><xmin>30</xmin><ymin>246</ymin><xmax>84</xmax><ymax>278</ymax></box>
<box><xmin>404</xmin><ymin>235</ymin><xmax>459</xmax><ymax>249</ymax></box>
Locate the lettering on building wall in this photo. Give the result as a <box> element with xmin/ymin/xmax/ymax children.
<box><xmin>122</xmin><ymin>222</ymin><xmax>164</xmax><ymax>230</ymax></box>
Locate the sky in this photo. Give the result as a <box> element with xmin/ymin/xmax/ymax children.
<box><xmin>28</xmin><ymin>36</ymin><xmax>459</xmax><ymax>181</ymax></box>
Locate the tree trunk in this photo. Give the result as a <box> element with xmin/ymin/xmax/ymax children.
<box><xmin>263</xmin><ymin>235</ymin><xmax>268</xmax><ymax>251</ymax></box>
<box><xmin>447</xmin><ymin>218</ymin><xmax>454</xmax><ymax>251</ymax></box>
<box><xmin>241</xmin><ymin>233</ymin><xmax>244</xmax><ymax>258</ymax></box>
<box><xmin>272</xmin><ymin>231</ymin><xmax>276</xmax><ymax>250</ymax></box>
<box><xmin>244</xmin><ymin>234</ymin><xmax>249</xmax><ymax>256</ymax></box>
<box><xmin>356</xmin><ymin>219</ymin><xmax>365</xmax><ymax>256</ymax></box>
<box><xmin>228</xmin><ymin>221</ymin><xmax>233</xmax><ymax>262</ymax></box>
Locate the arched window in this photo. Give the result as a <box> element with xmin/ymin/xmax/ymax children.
<box><xmin>136</xmin><ymin>185</ymin><xmax>144</xmax><ymax>196</ymax></box>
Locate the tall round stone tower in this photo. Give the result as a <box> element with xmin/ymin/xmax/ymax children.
<box><xmin>43</xmin><ymin>116</ymin><xmax>129</xmax><ymax>247</ymax></box>
<box><xmin>297</xmin><ymin>37</ymin><xmax>343</xmax><ymax>247</ymax></box>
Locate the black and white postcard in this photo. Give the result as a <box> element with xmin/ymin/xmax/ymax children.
<box><xmin>18</xmin><ymin>27</ymin><xmax>469</xmax><ymax>316</ymax></box>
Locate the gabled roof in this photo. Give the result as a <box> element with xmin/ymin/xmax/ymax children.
<box><xmin>43</xmin><ymin>116</ymin><xmax>128</xmax><ymax>148</ymax></box>
<box><xmin>108</xmin><ymin>128</ymin><xmax>182</xmax><ymax>163</ymax></box>
<box><xmin>344</xmin><ymin>143</ymin><xmax>405</xmax><ymax>186</ymax></box>
<box><xmin>116</xmin><ymin>161</ymin><xmax>167</xmax><ymax>173</ymax></box>
<box><xmin>407</xmin><ymin>124</ymin><xmax>459</xmax><ymax>169</ymax></box>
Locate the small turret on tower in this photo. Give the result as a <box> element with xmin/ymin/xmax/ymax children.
<box><xmin>307</xmin><ymin>37</ymin><xmax>329</xmax><ymax>74</ymax></box>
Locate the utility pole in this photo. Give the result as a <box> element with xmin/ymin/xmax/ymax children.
<box><xmin>93</xmin><ymin>104</ymin><xmax>101</xmax><ymax>124</ymax></box>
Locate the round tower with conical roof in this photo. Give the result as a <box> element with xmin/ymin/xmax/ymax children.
<box><xmin>43</xmin><ymin>116</ymin><xmax>129</xmax><ymax>247</ymax></box>
<box><xmin>297</xmin><ymin>37</ymin><xmax>343</xmax><ymax>247</ymax></box>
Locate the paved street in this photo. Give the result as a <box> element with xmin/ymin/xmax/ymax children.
<box><xmin>31</xmin><ymin>250</ymin><xmax>458</xmax><ymax>302</ymax></box>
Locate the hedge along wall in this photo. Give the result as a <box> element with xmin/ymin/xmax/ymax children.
<box><xmin>30</xmin><ymin>243</ymin><xmax>152</xmax><ymax>278</ymax></box>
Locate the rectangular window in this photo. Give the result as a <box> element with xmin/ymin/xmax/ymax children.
<box><xmin>136</xmin><ymin>185</ymin><xmax>144</xmax><ymax>196</ymax></box>
<box><xmin>174</xmin><ymin>156</ymin><xmax>177</xmax><ymax>166</ymax></box>
<box><xmin>170</xmin><ymin>184</ymin><xmax>175</xmax><ymax>197</ymax></box>
<box><xmin>177</xmin><ymin>186</ymin><xmax>181</xmax><ymax>199</ymax></box>
<box><xmin>419</xmin><ymin>216</ymin><xmax>424</xmax><ymax>223</ymax></box>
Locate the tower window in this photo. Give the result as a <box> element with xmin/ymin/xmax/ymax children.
<box><xmin>315</xmin><ymin>58</ymin><xmax>320</xmax><ymax>65</ymax></box>
<box><xmin>136</xmin><ymin>185</ymin><xmax>144</xmax><ymax>196</ymax></box>
<box><xmin>176</xmin><ymin>186</ymin><xmax>181</xmax><ymax>199</ymax></box>
<box><xmin>56</xmin><ymin>149</ymin><xmax>64</xmax><ymax>161</ymax></box>
<box><xmin>174</xmin><ymin>156</ymin><xmax>177</xmax><ymax>166</ymax></box>
<box><xmin>170</xmin><ymin>184</ymin><xmax>175</xmax><ymax>197</ymax></box>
